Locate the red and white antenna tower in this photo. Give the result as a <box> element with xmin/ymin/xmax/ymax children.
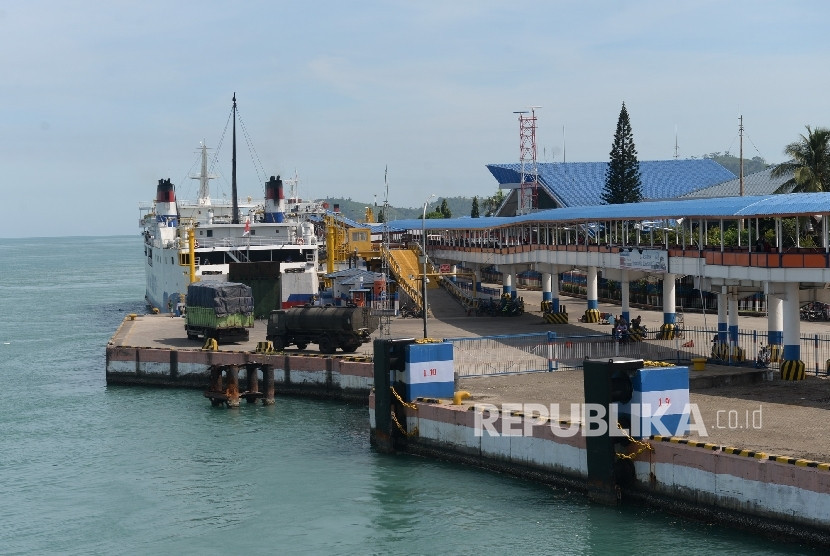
<box><xmin>515</xmin><ymin>106</ymin><xmax>541</xmax><ymax>215</ymax></box>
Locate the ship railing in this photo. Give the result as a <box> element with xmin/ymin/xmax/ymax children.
<box><xmin>179</xmin><ymin>237</ymin><xmax>301</xmax><ymax>250</ymax></box>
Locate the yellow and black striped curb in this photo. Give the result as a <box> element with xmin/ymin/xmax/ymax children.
<box><xmin>543</xmin><ymin>312</ymin><xmax>568</xmax><ymax>324</ymax></box>
<box><xmin>780</xmin><ymin>360</ymin><xmax>806</xmax><ymax>381</ymax></box>
<box><xmin>627</xmin><ymin>330</ymin><xmax>645</xmax><ymax>342</ymax></box>
<box><xmin>652</xmin><ymin>436</ymin><xmax>830</xmax><ymax>471</ymax></box>
<box><xmin>584</xmin><ymin>309</ymin><xmax>600</xmax><ymax>323</ymax></box>
<box><xmin>658</xmin><ymin>323</ymin><xmax>676</xmax><ymax>339</ymax></box>
<box><xmin>255</xmin><ymin>341</ymin><xmax>275</xmax><ymax>353</ymax></box>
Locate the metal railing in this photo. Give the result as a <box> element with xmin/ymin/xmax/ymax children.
<box><xmin>444</xmin><ymin>327</ymin><xmax>830</xmax><ymax>378</ymax></box>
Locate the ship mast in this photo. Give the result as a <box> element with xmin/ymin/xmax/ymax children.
<box><xmin>231</xmin><ymin>93</ymin><xmax>240</xmax><ymax>224</ymax></box>
<box><xmin>192</xmin><ymin>142</ymin><xmax>214</xmax><ymax>206</ymax></box>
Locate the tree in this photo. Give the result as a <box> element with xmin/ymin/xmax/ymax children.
<box><xmin>703</xmin><ymin>152</ymin><xmax>768</xmax><ymax>176</ymax></box>
<box><xmin>471</xmin><ymin>196</ymin><xmax>480</xmax><ymax>218</ymax></box>
<box><xmin>482</xmin><ymin>189</ymin><xmax>505</xmax><ymax>217</ymax></box>
<box><xmin>440</xmin><ymin>199</ymin><xmax>451</xmax><ymax>218</ymax></box>
<box><xmin>771</xmin><ymin>125</ymin><xmax>830</xmax><ymax>193</ymax></box>
<box><xmin>602</xmin><ymin>102</ymin><xmax>643</xmax><ymax>204</ymax></box>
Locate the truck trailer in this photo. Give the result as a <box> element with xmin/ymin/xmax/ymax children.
<box><xmin>185</xmin><ymin>282</ymin><xmax>254</xmax><ymax>343</ymax></box>
<box><xmin>266</xmin><ymin>306</ymin><xmax>378</xmax><ymax>353</ymax></box>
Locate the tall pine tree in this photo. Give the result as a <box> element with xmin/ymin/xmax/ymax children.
<box><xmin>440</xmin><ymin>198</ymin><xmax>452</xmax><ymax>218</ymax></box>
<box><xmin>602</xmin><ymin>102</ymin><xmax>643</xmax><ymax>204</ymax></box>
<box><xmin>471</xmin><ymin>196</ymin><xmax>480</xmax><ymax>218</ymax></box>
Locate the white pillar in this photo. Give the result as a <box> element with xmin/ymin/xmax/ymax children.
<box><xmin>767</xmin><ymin>293</ymin><xmax>783</xmax><ymax>347</ymax></box>
<box><xmin>728</xmin><ymin>294</ymin><xmax>739</xmax><ymax>348</ymax></box>
<box><xmin>717</xmin><ymin>291</ymin><xmax>727</xmax><ymax>344</ymax></box>
<box><xmin>662</xmin><ymin>273</ymin><xmax>676</xmax><ymax>326</ymax></box>
<box><xmin>587</xmin><ymin>266</ymin><xmax>598</xmax><ymax>311</ymax></box>
<box><xmin>783</xmin><ymin>282</ymin><xmax>801</xmax><ymax>362</ymax></box>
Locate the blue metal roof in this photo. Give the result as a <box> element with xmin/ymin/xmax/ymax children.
<box><xmin>385</xmin><ymin>192</ymin><xmax>830</xmax><ymax>231</ymax></box>
<box><xmin>680</xmin><ymin>168</ymin><xmax>792</xmax><ymax>198</ymax></box>
<box><xmin>487</xmin><ymin>159</ymin><xmax>736</xmax><ymax>207</ymax></box>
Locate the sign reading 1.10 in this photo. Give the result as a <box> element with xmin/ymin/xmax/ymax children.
<box><xmin>423</xmin><ymin>368</ymin><xmax>437</xmax><ymax>377</ymax></box>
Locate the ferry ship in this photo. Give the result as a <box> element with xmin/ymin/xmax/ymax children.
<box><xmin>139</xmin><ymin>96</ymin><xmax>324</xmax><ymax>315</ymax></box>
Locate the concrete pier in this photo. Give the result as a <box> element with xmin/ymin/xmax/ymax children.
<box><xmin>106</xmin><ymin>287</ymin><xmax>830</xmax><ymax>545</ymax></box>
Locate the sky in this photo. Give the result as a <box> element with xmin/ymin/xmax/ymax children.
<box><xmin>2</xmin><ymin>0</ymin><xmax>830</xmax><ymax>238</ymax></box>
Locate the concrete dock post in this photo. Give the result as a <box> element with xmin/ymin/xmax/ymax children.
<box><xmin>226</xmin><ymin>365</ymin><xmax>240</xmax><ymax>408</ymax></box>
<box><xmin>208</xmin><ymin>366</ymin><xmax>224</xmax><ymax>406</ymax></box>
<box><xmin>262</xmin><ymin>365</ymin><xmax>275</xmax><ymax>405</ymax></box>
<box><xmin>245</xmin><ymin>363</ymin><xmax>259</xmax><ymax>404</ymax></box>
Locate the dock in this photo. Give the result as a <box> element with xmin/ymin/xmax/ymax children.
<box><xmin>106</xmin><ymin>286</ymin><xmax>830</xmax><ymax>545</ymax></box>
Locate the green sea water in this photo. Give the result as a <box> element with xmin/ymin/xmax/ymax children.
<box><xmin>0</xmin><ymin>236</ymin><xmax>818</xmax><ymax>554</ymax></box>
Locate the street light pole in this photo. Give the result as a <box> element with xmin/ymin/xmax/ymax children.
<box><xmin>422</xmin><ymin>194</ymin><xmax>435</xmax><ymax>339</ymax></box>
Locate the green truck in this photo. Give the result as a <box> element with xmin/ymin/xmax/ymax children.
<box><xmin>185</xmin><ymin>282</ymin><xmax>254</xmax><ymax>343</ymax></box>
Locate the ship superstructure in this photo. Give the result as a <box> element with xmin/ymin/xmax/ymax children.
<box><xmin>139</xmin><ymin>97</ymin><xmax>325</xmax><ymax>315</ymax></box>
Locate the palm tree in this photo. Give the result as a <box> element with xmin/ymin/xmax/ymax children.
<box><xmin>771</xmin><ymin>125</ymin><xmax>830</xmax><ymax>193</ymax></box>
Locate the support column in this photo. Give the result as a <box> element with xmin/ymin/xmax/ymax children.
<box><xmin>620</xmin><ymin>270</ymin><xmax>630</xmax><ymax>323</ymax></box>
<box><xmin>781</xmin><ymin>282</ymin><xmax>805</xmax><ymax>380</ymax></box>
<box><xmin>711</xmin><ymin>291</ymin><xmax>728</xmax><ymax>361</ymax></box>
<box><xmin>245</xmin><ymin>363</ymin><xmax>259</xmax><ymax>404</ymax></box>
<box><xmin>262</xmin><ymin>365</ymin><xmax>275</xmax><ymax>405</ymax></box>
<box><xmin>542</xmin><ymin>271</ymin><xmax>552</xmax><ymax>302</ymax></box>
<box><xmin>509</xmin><ymin>266</ymin><xmax>518</xmax><ymax>299</ymax></box>
<box><xmin>226</xmin><ymin>365</ymin><xmax>240</xmax><ymax>408</ymax></box>
<box><xmin>208</xmin><ymin>365</ymin><xmax>224</xmax><ymax>407</ymax></box>
<box><xmin>717</xmin><ymin>291</ymin><xmax>728</xmax><ymax>345</ymax></box>
<box><xmin>503</xmin><ymin>266</ymin><xmax>512</xmax><ymax>298</ymax></box>
<box><xmin>450</xmin><ymin>264</ymin><xmax>457</xmax><ymax>283</ymax></box>
<box><xmin>659</xmin><ymin>273</ymin><xmax>676</xmax><ymax>339</ymax></box>
<box><xmin>585</xmin><ymin>266</ymin><xmax>600</xmax><ymax>322</ymax></box>
<box><xmin>551</xmin><ymin>266</ymin><xmax>561</xmax><ymax>313</ymax></box>
<box><xmin>541</xmin><ymin>269</ymin><xmax>552</xmax><ymax>313</ymax></box>
<box><xmin>767</xmin><ymin>293</ymin><xmax>783</xmax><ymax>362</ymax></box>
<box><xmin>728</xmin><ymin>294</ymin><xmax>741</xmax><ymax>361</ymax></box>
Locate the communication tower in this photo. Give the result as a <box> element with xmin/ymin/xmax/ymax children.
<box><xmin>515</xmin><ymin>106</ymin><xmax>541</xmax><ymax>215</ymax></box>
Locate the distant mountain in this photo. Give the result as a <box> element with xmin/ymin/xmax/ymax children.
<box><xmin>701</xmin><ymin>152</ymin><xmax>768</xmax><ymax>177</ymax></box>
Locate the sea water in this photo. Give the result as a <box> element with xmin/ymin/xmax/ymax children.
<box><xmin>0</xmin><ymin>236</ymin><xmax>817</xmax><ymax>554</ymax></box>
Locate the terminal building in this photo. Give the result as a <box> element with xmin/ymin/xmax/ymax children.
<box><xmin>381</xmin><ymin>158</ymin><xmax>822</xmax><ymax>382</ymax></box>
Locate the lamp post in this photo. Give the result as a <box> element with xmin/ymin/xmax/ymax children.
<box><xmin>422</xmin><ymin>194</ymin><xmax>435</xmax><ymax>338</ymax></box>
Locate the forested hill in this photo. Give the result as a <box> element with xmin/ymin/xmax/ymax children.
<box><xmin>702</xmin><ymin>152</ymin><xmax>768</xmax><ymax>176</ymax></box>
<box><xmin>322</xmin><ymin>196</ymin><xmax>475</xmax><ymax>223</ymax></box>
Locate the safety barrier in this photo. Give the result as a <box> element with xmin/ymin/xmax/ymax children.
<box><xmin>446</xmin><ymin>333</ymin><xmax>558</xmax><ymax>376</ymax></box>
<box><xmin>444</xmin><ymin>327</ymin><xmax>830</xmax><ymax>377</ymax></box>
<box><xmin>780</xmin><ymin>360</ymin><xmax>806</xmax><ymax>381</ymax></box>
<box><xmin>543</xmin><ymin>311</ymin><xmax>569</xmax><ymax>324</ymax></box>
<box><xmin>255</xmin><ymin>341</ymin><xmax>275</xmax><ymax>354</ymax></box>
<box><xmin>446</xmin><ymin>332</ymin><xmax>684</xmax><ymax>376</ymax></box>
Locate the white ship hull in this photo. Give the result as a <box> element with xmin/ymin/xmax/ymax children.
<box><xmin>142</xmin><ymin>222</ymin><xmax>319</xmax><ymax>314</ymax></box>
